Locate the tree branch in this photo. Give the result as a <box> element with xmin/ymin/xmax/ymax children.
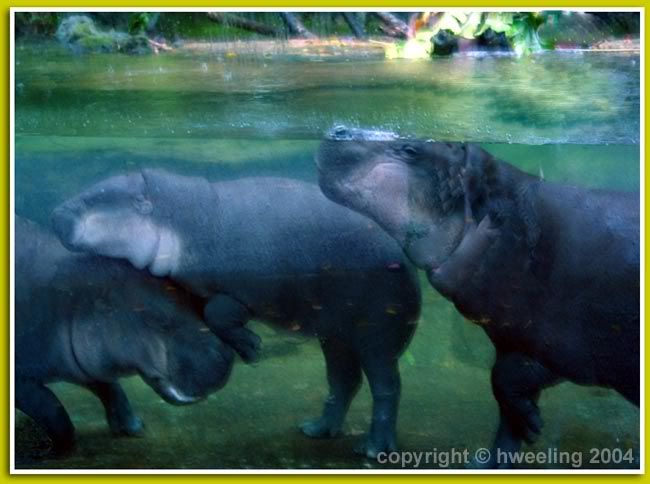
<box><xmin>279</xmin><ymin>12</ymin><xmax>317</xmax><ymax>39</ymax></box>
<box><xmin>206</xmin><ymin>12</ymin><xmax>282</xmax><ymax>37</ymax></box>
<box><xmin>373</xmin><ymin>12</ymin><xmax>410</xmax><ymax>39</ymax></box>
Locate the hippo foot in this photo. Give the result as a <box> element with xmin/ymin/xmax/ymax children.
<box><xmin>456</xmin><ymin>215</ymin><xmax>500</xmax><ymax>264</ymax></box>
<box><xmin>427</xmin><ymin>215</ymin><xmax>500</xmax><ymax>298</ymax></box>
<box><xmin>27</xmin><ymin>440</ymin><xmax>73</xmax><ymax>460</ymax></box>
<box><xmin>45</xmin><ymin>436</ymin><xmax>76</xmax><ymax>459</ymax></box>
<box><xmin>354</xmin><ymin>433</ymin><xmax>397</xmax><ymax>459</ymax></box>
<box><xmin>223</xmin><ymin>327</ymin><xmax>262</xmax><ymax>364</ymax></box>
<box><xmin>502</xmin><ymin>399</ymin><xmax>543</xmax><ymax>445</ymax></box>
<box><xmin>109</xmin><ymin>414</ymin><xmax>145</xmax><ymax>437</ymax></box>
<box><xmin>299</xmin><ymin>417</ymin><xmax>342</xmax><ymax>438</ymax></box>
<box><xmin>520</xmin><ymin>411</ymin><xmax>543</xmax><ymax>444</ymax></box>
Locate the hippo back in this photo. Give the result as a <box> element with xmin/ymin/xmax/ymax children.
<box><xmin>138</xmin><ymin>173</ymin><xmax>421</xmax><ymax>335</ymax></box>
<box><xmin>213</xmin><ymin>178</ymin><xmax>408</xmax><ymax>276</ymax></box>
<box><xmin>158</xmin><ymin>176</ymin><xmax>422</xmax><ymax>331</ymax></box>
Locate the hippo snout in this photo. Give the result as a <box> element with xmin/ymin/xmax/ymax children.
<box><xmin>51</xmin><ymin>204</ymin><xmax>85</xmax><ymax>251</ymax></box>
<box><xmin>325</xmin><ymin>125</ymin><xmax>399</xmax><ymax>142</ymax></box>
<box><xmin>157</xmin><ymin>332</ymin><xmax>236</xmax><ymax>406</ymax></box>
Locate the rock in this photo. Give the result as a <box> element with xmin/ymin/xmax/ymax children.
<box><xmin>55</xmin><ymin>15</ymin><xmax>151</xmax><ymax>54</ymax></box>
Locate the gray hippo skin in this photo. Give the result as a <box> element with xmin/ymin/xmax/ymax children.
<box><xmin>51</xmin><ymin>173</ymin><xmax>421</xmax><ymax>458</ymax></box>
<box><xmin>15</xmin><ymin>216</ymin><xmax>234</xmax><ymax>455</ymax></box>
<box><xmin>317</xmin><ymin>127</ymin><xmax>639</xmax><ymax>467</ymax></box>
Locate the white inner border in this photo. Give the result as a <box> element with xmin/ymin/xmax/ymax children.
<box><xmin>8</xmin><ymin>6</ymin><xmax>645</xmax><ymax>476</ymax></box>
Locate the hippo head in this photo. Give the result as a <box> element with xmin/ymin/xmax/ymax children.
<box><xmin>141</xmin><ymin>316</ymin><xmax>235</xmax><ymax>405</ymax></box>
<box><xmin>51</xmin><ymin>171</ymin><xmax>181</xmax><ymax>277</ymax></box>
<box><xmin>72</xmin><ymin>274</ymin><xmax>234</xmax><ymax>405</ymax></box>
<box><xmin>317</xmin><ymin>126</ymin><xmax>496</xmax><ymax>270</ymax></box>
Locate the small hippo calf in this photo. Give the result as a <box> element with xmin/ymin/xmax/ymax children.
<box><xmin>15</xmin><ymin>216</ymin><xmax>234</xmax><ymax>455</ymax></box>
<box><xmin>317</xmin><ymin>127</ymin><xmax>640</xmax><ymax>468</ymax></box>
<box><xmin>51</xmin><ymin>173</ymin><xmax>422</xmax><ymax>458</ymax></box>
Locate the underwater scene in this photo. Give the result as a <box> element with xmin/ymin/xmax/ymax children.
<box><xmin>13</xmin><ymin>11</ymin><xmax>640</xmax><ymax>471</ymax></box>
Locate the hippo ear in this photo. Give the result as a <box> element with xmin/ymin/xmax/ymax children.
<box><xmin>140</xmin><ymin>168</ymin><xmax>183</xmax><ymax>201</ymax></box>
<box><xmin>140</xmin><ymin>169</ymin><xmax>158</xmax><ymax>195</ymax></box>
<box><xmin>140</xmin><ymin>169</ymin><xmax>168</xmax><ymax>208</ymax></box>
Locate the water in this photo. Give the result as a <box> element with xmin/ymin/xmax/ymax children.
<box><xmin>14</xmin><ymin>41</ymin><xmax>640</xmax><ymax>470</ymax></box>
<box><xmin>15</xmin><ymin>42</ymin><xmax>639</xmax><ymax>144</ymax></box>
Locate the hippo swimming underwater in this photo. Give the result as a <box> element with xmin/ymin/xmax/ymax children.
<box><xmin>317</xmin><ymin>126</ymin><xmax>640</xmax><ymax>468</ymax></box>
<box><xmin>51</xmin><ymin>173</ymin><xmax>421</xmax><ymax>458</ymax></box>
<box><xmin>15</xmin><ymin>216</ymin><xmax>234</xmax><ymax>455</ymax></box>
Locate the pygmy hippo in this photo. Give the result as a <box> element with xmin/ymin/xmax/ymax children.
<box><xmin>316</xmin><ymin>126</ymin><xmax>640</xmax><ymax>467</ymax></box>
<box><xmin>15</xmin><ymin>216</ymin><xmax>234</xmax><ymax>455</ymax></box>
<box><xmin>50</xmin><ymin>173</ymin><xmax>422</xmax><ymax>458</ymax></box>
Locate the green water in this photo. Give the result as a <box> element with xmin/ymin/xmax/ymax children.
<box><xmin>14</xmin><ymin>42</ymin><xmax>640</xmax><ymax>470</ymax></box>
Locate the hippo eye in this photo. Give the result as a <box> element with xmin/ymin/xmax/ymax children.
<box><xmin>134</xmin><ymin>195</ymin><xmax>153</xmax><ymax>215</ymax></box>
<box><xmin>401</xmin><ymin>145</ymin><xmax>418</xmax><ymax>157</ymax></box>
<box><xmin>330</xmin><ymin>125</ymin><xmax>352</xmax><ymax>140</ymax></box>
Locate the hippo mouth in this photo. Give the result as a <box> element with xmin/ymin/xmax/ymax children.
<box><xmin>146</xmin><ymin>376</ymin><xmax>202</xmax><ymax>406</ymax></box>
<box><xmin>324</xmin><ymin>125</ymin><xmax>399</xmax><ymax>142</ymax></box>
<box><xmin>160</xmin><ymin>383</ymin><xmax>201</xmax><ymax>405</ymax></box>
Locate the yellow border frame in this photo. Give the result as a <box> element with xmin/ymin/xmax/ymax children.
<box><xmin>2</xmin><ymin>3</ymin><xmax>647</xmax><ymax>481</ymax></box>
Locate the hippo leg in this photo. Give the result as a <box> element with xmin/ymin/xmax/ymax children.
<box><xmin>474</xmin><ymin>352</ymin><xmax>557</xmax><ymax>469</ymax></box>
<box><xmin>300</xmin><ymin>338</ymin><xmax>362</xmax><ymax>438</ymax></box>
<box><xmin>428</xmin><ymin>215</ymin><xmax>499</xmax><ymax>298</ymax></box>
<box><xmin>16</xmin><ymin>381</ymin><xmax>75</xmax><ymax>455</ymax></box>
<box><xmin>85</xmin><ymin>382</ymin><xmax>144</xmax><ymax>437</ymax></box>
<box><xmin>354</xmin><ymin>352</ymin><xmax>401</xmax><ymax>459</ymax></box>
<box><xmin>204</xmin><ymin>294</ymin><xmax>261</xmax><ymax>363</ymax></box>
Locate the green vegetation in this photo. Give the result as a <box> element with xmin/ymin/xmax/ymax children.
<box><xmin>15</xmin><ymin>12</ymin><xmax>61</xmax><ymax>36</ymax></box>
<box><xmin>476</xmin><ymin>12</ymin><xmax>552</xmax><ymax>54</ymax></box>
<box><xmin>156</xmin><ymin>12</ymin><xmax>278</xmax><ymax>40</ymax></box>
<box><xmin>387</xmin><ymin>12</ymin><xmax>559</xmax><ymax>59</ymax></box>
<box><xmin>15</xmin><ymin>11</ymin><xmax>640</xmax><ymax>59</ymax></box>
<box><xmin>55</xmin><ymin>15</ymin><xmax>151</xmax><ymax>54</ymax></box>
<box><xmin>127</xmin><ymin>13</ymin><xmax>152</xmax><ymax>35</ymax></box>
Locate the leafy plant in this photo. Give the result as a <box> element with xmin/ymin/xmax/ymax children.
<box><xmin>385</xmin><ymin>11</ymin><xmax>555</xmax><ymax>59</ymax></box>
<box><xmin>128</xmin><ymin>13</ymin><xmax>151</xmax><ymax>35</ymax></box>
<box><xmin>56</xmin><ymin>15</ymin><xmax>151</xmax><ymax>54</ymax></box>
<box><xmin>475</xmin><ymin>12</ymin><xmax>550</xmax><ymax>55</ymax></box>
<box><xmin>15</xmin><ymin>12</ymin><xmax>61</xmax><ymax>36</ymax></box>
<box><xmin>384</xmin><ymin>29</ymin><xmax>433</xmax><ymax>59</ymax></box>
